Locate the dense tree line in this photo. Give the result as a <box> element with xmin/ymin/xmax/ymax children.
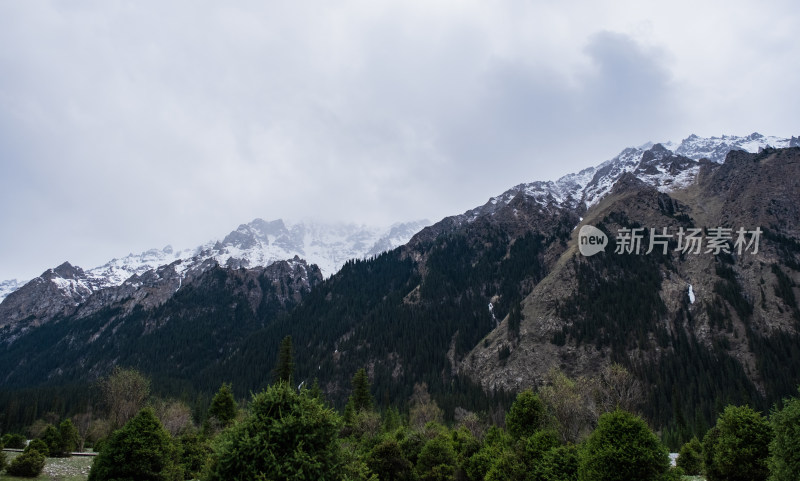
<box><xmin>2</xmin><ymin>213</ymin><xmax>800</xmax><ymax>458</ymax></box>
<box><xmin>3</xmin><ymin>350</ymin><xmax>800</xmax><ymax>480</ymax></box>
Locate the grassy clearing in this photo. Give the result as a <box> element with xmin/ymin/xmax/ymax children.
<box><xmin>1</xmin><ymin>451</ymin><xmax>93</xmax><ymax>481</ymax></box>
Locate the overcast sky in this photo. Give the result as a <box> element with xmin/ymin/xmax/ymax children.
<box><xmin>1</xmin><ymin>1</ymin><xmax>799</xmax><ymax>281</ymax></box>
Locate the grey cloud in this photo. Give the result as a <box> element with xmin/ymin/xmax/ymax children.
<box><xmin>0</xmin><ymin>2</ymin><xmax>797</xmax><ymax>281</ymax></box>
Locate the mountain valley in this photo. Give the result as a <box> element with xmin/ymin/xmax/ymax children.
<box><xmin>2</xmin><ymin>132</ymin><xmax>799</xmax><ymax>444</ymax></box>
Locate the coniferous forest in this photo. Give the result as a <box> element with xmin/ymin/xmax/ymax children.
<box><xmin>3</xmin><ymin>149</ymin><xmax>800</xmax><ymax>478</ymax></box>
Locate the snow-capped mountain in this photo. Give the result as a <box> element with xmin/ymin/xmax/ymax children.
<box><xmin>0</xmin><ymin>280</ymin><xmax>25</xmax><ymax>305</ymax></box>
<box><xmin>2</xmin><ymin>132</ymin><xmax>795</xmax><ymax>312</ymax></box>
<box><xmin>458</xmin><ymin>132</ymin><xmax>798</xmax><ymax>223</ymax></box>
<box><xmin>199</xmin><ymin>218</ymin><xmax>430</xmax><ymax>276</ymax></box>
<box><xmin>0</xmin><ymin>219</ymin><xmax>430</xmax><ymax>305</ymax></box>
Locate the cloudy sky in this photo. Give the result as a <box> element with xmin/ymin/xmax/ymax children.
<box><xmin>1</xmin><ymin>0</ymin><xmax>798</xmax><ymax>281</ymax></box>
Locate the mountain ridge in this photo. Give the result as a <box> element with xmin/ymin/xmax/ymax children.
<box><xmin>0</xmin><ymin>218</ymin><xmax>430</xmax><ymax>306</ymax></box>
<box><xmin>1</xmin><ymin>132</ymin><xmax>799</xmax><ymax>442</ymax></box>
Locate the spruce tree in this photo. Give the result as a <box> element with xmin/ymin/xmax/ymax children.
<box><xmin>207</xmin><ymin>383</ymin><xmax>237</xmax><ymax>427</ymax></box>
<box><xmin>349</xmin><ymin>368</ymin><xmax>374</xmax><ymax>413</ymax></box>
<box><xmin>205</xmin><ymin>383</ymin><xmax>343</xmax><ymax>480</ymax></box>
<box><xmin>41</xmin><ymin>424</ymin><xmax>61</xmax><ymax>457</ymax></box>
<box><xmin>88</xmin><ymin>408</ymin><xmax>181</xmax><ymax>481</ymax></box>
<box><xmin>703</xmin><ymin>405</ymin><xmax>771</xmax><ymax>481</ymax></box>
<box><xmin>578</xmin><ymin>409</ymin><xmax>670</xmax><ymax>481</ymax></box>
<box><xmin>57</xmin><ymin>419</ymin><xmax>80</xmax><ymax>456</ymax></box>
<box><xmin>769</xmin><ymin>389</ymin><xmax>800</xmax><ymax>481</ymax></box>
<box><xmin>677</xmin><ymin>436</ymin><xmax>703</xmax><ymax>475</ymax></box>
<box><xmin>274</xmin><ymin>335</ymin><xmax>295</xmax><ymax>384</ymax></box>
<box><xmin>6</xmin><ymin>448</ymin><xmax>46</xmax><ymax>478</ymax></box>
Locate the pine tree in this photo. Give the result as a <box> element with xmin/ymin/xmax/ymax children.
<box><xmin>274</xmin><ymin>335</ymin><xmax>295</xmax><ymax>384</ymax></box>
<box><xmin>769</xmin><ymin>388</ymin><xmax>800</xmax><ymax>481</ymax></box>
<box><xmin>349</xmin><ymin>368</ymin><xmax>374</xmax><ymax>413</ymax></box>
<box><xmin>309</xmin><ymin>378</ymin><xmax>324</xmax><ymax>402</ymax></box>
<box><xmin>41</xmin><ymin>424</ymin><xmax>62</xmax><ymax>457</ymax></box>
<box><xmin>57</xmin><ymin>419</ymin><xmax>79</xmax><ymax>456</ymax></box>
<box><xmin>703</xmin><ymin>405</ymin><xmax>771</xmax><ymax>481</ymax></box>
<box><xmin>88</xmin><ymin>408</ymin><xmax>181</xmax><ymax>481</ymax></box>
<box><xmin>578</xmin><ymin>409</ymin><xmax>670</xmax><ymax>481</ymax></box>
<box><xmin>205</xmin><ymin>383</ymin><xmax>343</xmax><ymax>480</ymax></box>
<box><xmin>207</xmin><ymin>383</ymin><xmax>237</xmax><ymax>427</ymax></box>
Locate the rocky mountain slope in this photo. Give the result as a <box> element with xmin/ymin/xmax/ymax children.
<box><xmin>460</xmin><ymin>145</ymin><xmax>800</xmax><ymax>429</ymax></box>
<box><xmin>0</xmin><ymin>257</ymin><xmax>322</xmax><ymax>389</ymax></box>
<box><xmin>212</xmin><ymin>134</ymin><xmax>800</xmax><ymax>408</ymax></box>
<box><xmin>0</xmin><ymin>218</ymin><xmax>428</xmax><ymax>327</ymax></box>
<box><xmin>1</xmin><ymin>132</ymin><xmax>798</xmax><ymax>438</ymax></box>
<box><xmin>0</xmin><ymin>218</ymin><xmax>428</xmax><ymax>304</ymax></box>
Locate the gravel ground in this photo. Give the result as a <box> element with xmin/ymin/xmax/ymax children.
<box><xmin>2</xmin><ymin>451</ymin><xmax>94</xmax><ymax>481</ymax></box>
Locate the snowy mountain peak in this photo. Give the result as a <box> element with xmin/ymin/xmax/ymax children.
<box><xmin>204</xmin><ymin>218</ymin><xmax>431</xmax><ymax>276</ymax></box>
<box><xmin>462</xmin><ymin>132</ymin><xmax>797</xmax><ymax>222</ymax></box>
<box><xmin>673</xmin><ymin>132</ymin><xmax>794</xmax><ymax>163</ymax></box>
<box><xmin>0</xmin><ymin>218</ymin><xmax>430</xmax><ymax>304</ymax></box>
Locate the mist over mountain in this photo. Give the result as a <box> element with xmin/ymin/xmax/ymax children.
<box><xmin>0</xmin><ymin>218</ymin><xmax>430</xmax><ymax>305</ymax></box>
<box><xmin>1</xmin><ymin>132</ymin><xmax>799</xmax><ymax>443</ymax></box>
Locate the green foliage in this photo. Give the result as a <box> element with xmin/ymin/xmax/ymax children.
<box><xmin>274</xmin><ymin>335</ymin><xmax>295</xmax><ymax>383</ymax></box>
<box><xmin>382</xmin><ymin>406</ymin><xmax>403</xmax><ymax>433</ymax></box>
<box><xmin>205</xmin><ymin>382</ymin><xmax>343</xmax><ymax>481</ymax></box>
<box><xmin>538</xmin><ymin>369</ymin><xmax>594</xmax><ymax>444</ymax></box>
<box><xmin>58</xmin><ymin>418</ymin><xmax>80</xmax><ymax>456</ymax></box>
<box><xmin>523</xmin><ymin>430</ymin><xmax>560</xmax><ymax>461</ymax></box>
<box><xmin>702</xmin><ymin>425</ymin><xmax>722</xmax><ymax>481</ymax></box>
<box><xmin>207</xmin><ymin>383</ymin><xmax>237</xmax><ymax>427</ymax></box>
<box><xmin>350</xmin><ymin>368</ymin><xmax>375</xmax><ymax>413</ymax></box>
<box><xmin>485</xmin><ymin>448</ymin><xmax>527</xmax><ymax>481</ymax></box>
<box><xmin>41</xmin><ymin>423</ymin><xmax>61</xmax><ymax>457</ymax></box>
<box><xmin>398</xmin><ymin>429</ymin><xmax>427</xmax><ymax>467</ymax></box>
<box><xmin>506</xmin><ymin>389</ymin><xmax>546</xmax><ymax>440</ymax></box>
<box><xmin>556</xmin><ymin>218</ymin><xmax>668</xmax><ymax>357</ymax></box>
<box><xmin>36</xmin><ymin>418</ymin><xmax>80</xmax><ymax>457</ymax></box>
<box><xmin>643</xmin><ymin>307</ymin><xmax>765</xmax><ymax>447</ymax></box>
<box><xmin>88</xmin><ymin>407</ymin><xmax>182</xmax><ymax>481</ymax></box>
<box><xmin>537</xmin><ymin>443</ymin><xmax>579</xmax><ymax>481</ymax></box>
<box><xmin>578</xmin><ymin>409</ymin><xmax>670</xmax><ymax>481</ymax></box>
<box><xmin>5</xmin><ymin>448</ymin><xmax>46</xmax><ymax>478</ymax></box>
<box><xmin>702</xmin><ymin>405</ymin><xmax>772</xmax><ymax>481</ymax></box>
<box><xmin>367</xmin><ymin>438</ymin><xmax>415</xmax><ymax>481</ymax></box>
<box><xmin>416</xmin><ymin>434</ymin><xmax>456</xmax><ymax>481</ymax></box>
<box><xmin>102</xmin><ymin>366</ymin><xmax>152</xmax><ymax>430</ymax></box>
<box><xmin>347</xmin><ymin>410</ymin><xmax>383</xmax><ymax>445</ymax></box>
<box><xmin>768</xmin><ymin>390</ymin><xmax>800</xmax><ymax>481</ymax></box>
<box><xmin>0</xmin><ymin>443</ymin><xmax>5</xmax><ymax>474</ymax></box>
<box><xmin>450</xmin><ymin>425</ymin><xmax>481</xmax><ymax>466</ymax></box>
<box><xmin>676</xmin><ymin>436</ymin><xmax>703</xmax><ymax>475</ymax></box>
<box><xmin>464</xmin><ymin>426</ymin><xmax>510</xmax><ymax>481</ymax></box>
<box><xmin>178</xmin><ymin>432</ymin><xmax>212</xmax><ymax>480</ymax></box>
<box><xmin>338</xmin><ymin>441</ymin><xmax>378</xmax><ymax>481</ymax></box>
<box><xmin>26</xmin><ymin>438</ymin><xmax>49</xmax><ymax>456</ymax></box>
<box><xmin>2</xmin><ymin>432</ymin><xmax>27</xmax><ymax>449</ymax></box>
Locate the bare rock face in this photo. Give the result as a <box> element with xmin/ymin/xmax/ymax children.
<box><xmin>0</xmin><ymin>262</ymin><xmax>93</xmax><ymax>328</ymax></box>
<box><xmin>1</xmin><ymin>134</ymin><xmax>798</xmax><ymax>411</ymax></box>
<box><xmin>461</xmin><ymin>147</ymin><xmax>800</xmax><ymax>395</ymax></box>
